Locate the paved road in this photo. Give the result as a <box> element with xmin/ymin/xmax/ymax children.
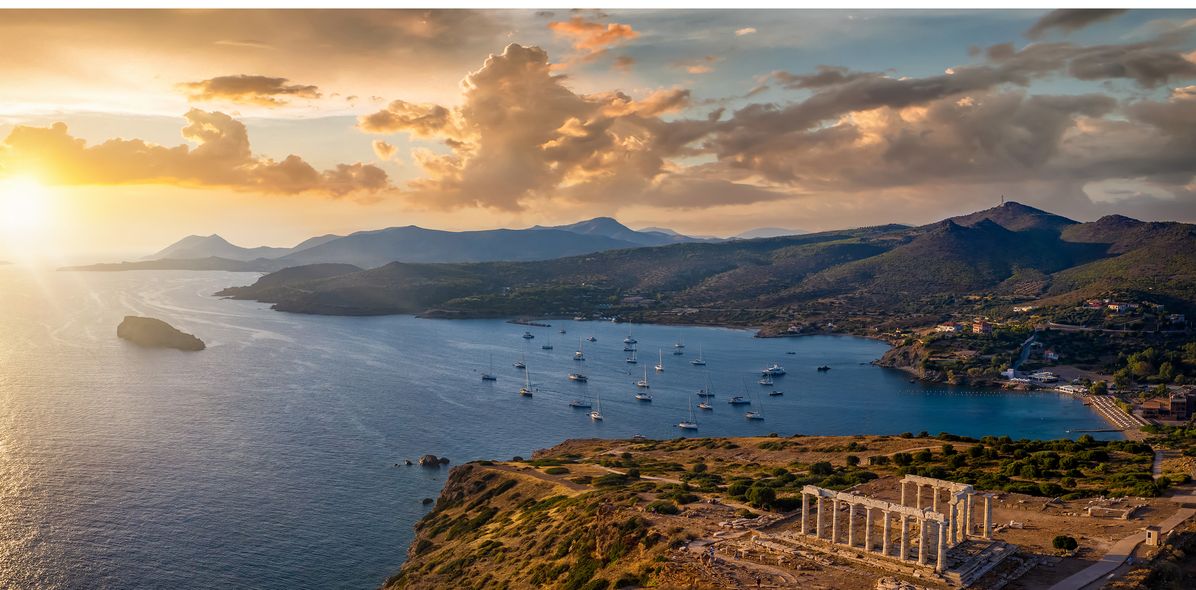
<box><xmin>1048</xmin><ymin>485</ymin><xmax>1196</xmax><ymax>590</ymax></box>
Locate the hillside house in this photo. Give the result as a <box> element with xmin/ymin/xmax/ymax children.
<box><xmin>935</xmin><ymin>323</ymin><xmax>962</xmax><ymax>333</ymax></box>
<box><xmin>972</xmin><ymin>320</ymin><xmax>992</xmax><ymax>334</ymax></box>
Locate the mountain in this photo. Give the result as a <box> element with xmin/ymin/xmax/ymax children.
<box><xmin>532</xmin><ymin>217</ymin><xmax>696</xmax><ymax>246</ymax></box>
<box><xmin>218</xmin><ymin>202</ymin><xmax>1196</xmax><ymax>323</ymax></box>
<box><xmin>145</xmin><ymin>234</ymin><xmax>292</xmax><ymax>261</ymax></box>
<box><xmin>271</xmin><ymin>226</ymin><xmax>645</xmax><ymax>268</ymax></box>
<box><xmin>734</xmin><ymin>227</ymin><xmax>807</xmax><ymax>239</ymax></box>
<box><xmin>945</xmin><ymin>201</ymin><xmax>1077</xmax><ymax>233</ymax></box>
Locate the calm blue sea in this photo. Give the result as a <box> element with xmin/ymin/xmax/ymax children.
<box><xmin>0</xmin><ymin>268</ymin><xmax>1115</xmax><ymax>589</ymax></box>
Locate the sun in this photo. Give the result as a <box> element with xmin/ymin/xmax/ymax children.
<box><xmin>0</xmin><ymin>177</ymin><xmax>49</xmax><ymax>232</ymax></box>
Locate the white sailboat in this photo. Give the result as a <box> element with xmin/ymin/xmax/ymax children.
<box><xmin>542</xmin><ymin>331</ymin><xmax>553</xmax><ymax>350</ymax></box>
<box><xmin>690</xmin><ymin>344</ymin><xmax>706</xmax><ymax>366</ymax></box>
<box><xmin>514</xmin><ymin>342</ymin><xmax>526</xmax><ymax>369</ymax></box>
<box><xmin>635</xmin><ymin>387</ymin><xmax>653</xmax><ymax>401</ymax></box>
<box><xmin>636</xmin><ymin>366</ymin><xmax>650</xmax><ymax>388</ymax></box>
<box><xmin>678</xmin><ymin>398</ymin><xmax>698</xmax><ymax>430</ymax></box>
<box><xmin>673</xmin><ymin>336</ymin><xmax>684</xmax><ymax>354</ymax></box>
<box><xmin>623</xmin><ymin>330</ymin><xmax>637</xmax><ymax>345</ymax></box>
<box><xmin>759</xmin><ymin>374</ymin><xmax>774</xmax><ymax>386</ymax></box>
<box><xmin>519</xmin><ymin>368</ymin><xmax>533</xmax><ymax>396</ymax></box>
<box><xmin>654</xmin><ymin>349</ymin><xmax>664</xmax><ymax>372</ymax></box>
<box><xmin>745</xmin><ymin>384</ymin><xmax>764</xmax><ymax>420</ymax></box>
<box><xmin>590</xmin><ymin>388</ymin><xmax>604</xmax><ymax>421</ymax></box>
<box><xmin>481</xmin><ymin>354</ymin><xmax>497</xmax><ymax>381</ymax></box>
<box><xmin>626</xmin><ymin>349</ymin><xmax>637</xmax><ymax>364</ymax></box>
<box><xmin>574</xmin><ymin>337</ymin><xmax>585</xmax><ymax>361</ymax></box>
<box><xmin>697</xmin><ymin>400</ymin><xmax>713</xmax><ymax>410</ymax></box>
<box><xmin>697</xmin><ymin>374</ymin><xmax>715</xmax><ymax>398</ymax></box>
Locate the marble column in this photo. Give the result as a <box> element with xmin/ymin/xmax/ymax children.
<box><xmin>915</xmin><ymin>484</ymin><xmax>923</xmax><ymax>509</ymax></box>
<box><xmin>882</xmin><ymin>511</ymin><xmax>891</xmax><ymax>557</ymax></box>
<box><xmin>899</xmin><ymin>516</ymin><xmax>908</xmax><ymax>561</ymax></box>
<box><xmin>984</xmin><ymin>495</ymin><xmax>993</xmax><ymax>539</ymax></box>
<box><xmin>932</xmin><ymin>487</ymin><xmax>939</xmax><ymax>512</ymax></box>
<box><xmin>899</xmin><ymin>481</ymin><xmax>907</xmax><ymax>506</ymax></box>
<box><xmin>864</xmin><ymin>507</ymin><xmax>873</xmax><ymax>552</ymax></box>
<box><xmin>847</xmin><ymin>503</ymin><xmax>856</xmax><ymax>547</ymax></box>
<box><xmin>831</xmin><ymin>499</ymin><xmax>839</xmax><ymax>544</ymax></box>
<box><xmin>816</xmin><ymin>496</ymin><xmax>825</xmax><ymax>538</ymax></box>
<box><xmin>936</xmin><ymin>521</ymin><xmax>947</xmax><ymax>573</ymax></box>
<box><xmin>917</xmin><ymin>519</ymin><xmax>927</xmax><ymax>565</ymax></box>
<box><xmin>801</xmin><ymin>493</ymin><xmax>810</xmax><ymax>535</ymax></box>
<box><xmin>964</xmin><ymin>494</ymin><xmax>973</xmax><ymax>539</ymax></box>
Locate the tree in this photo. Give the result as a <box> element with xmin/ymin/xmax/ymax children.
<box><xmin>1090</xmin><ymin>381</ymin><xmax>1108</xmax><ymax>395</ymax></box>
<box><xmin>1052</xmin><ymin>535</ymin><xmax>1078</xmax><ymax>551</ymax></box>
<box><xmin>746</xmin><ymin>485</ymin><xmax>776</xmax><ymax>508</ymax></box>
<box><xmin>846</xmin><ymin>455</ymin><xmax>860</xmax><ymax>467</ymax></box>
<box><xmin>809</xmin><ymin>461</ymin><xmax>834</xmax><ymax>476</ymax></box>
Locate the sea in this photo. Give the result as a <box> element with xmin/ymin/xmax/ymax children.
<box><xmin>0</xmin><ymin>267</ymin><xmax>1117</xmax><ymax>589</ymax></box>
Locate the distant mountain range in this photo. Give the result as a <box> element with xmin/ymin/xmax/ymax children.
<box><xmin>216</xmin><ymin>202</ymin><xmax>1196</xmax><ymax>321</ymax></box>
<box><xmin>68</xmin><ymin>217</ymin><xmax>726</xmax><ymax>271</ymax></box>
<box><xmin>65</xmin><ymin>216</ymin><xmax>819</xmax><ymax>272</ymax></box>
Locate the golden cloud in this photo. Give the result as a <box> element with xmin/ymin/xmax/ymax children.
<box><xmin>1</xmin><ymin>109</ymin><xmax>389</xmax><ymax>197</ymax></box>
<box><xmin>178</xmin><ymin>74</ymin><xmax>321</xmax><ymax>106</ymax></box>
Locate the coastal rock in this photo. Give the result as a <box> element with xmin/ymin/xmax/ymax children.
<box><xmin>418</xmin><ymin>454</ymin><xmax>442</xmax><ymax>467</ymax></box>
<box><xmin>117</xmin><ymin>316</ymin><xmax>205</xmax><ymax>351</ymax></box>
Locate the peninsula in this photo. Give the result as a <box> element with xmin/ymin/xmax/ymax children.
<box><xmin>389</xmin><ymin>434</ymin><xmax>1196</xmax><ymax>590</ymax></box>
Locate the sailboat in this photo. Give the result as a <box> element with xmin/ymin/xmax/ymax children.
<box><xmin>697</xmin><ymin>400</ymin><xmax>713</xmax><ymax>410</ymax></box>
<box><xmin>589</xmin><ymin>388</ymin><xmax>604</xmax><ymax>421</ymax></box>
<box><xmin>697</xmin><ymin>373</ymin><xmax>715</xmax><ymax>398</ymax></box>
<box><xmin>519</xmin><ymin>369</ymin><xmax>533</xmax><ymax>396</ymax></box>
<box><xmin>623</xmin><ymin>330</ymin><xmax>637</xmax><ymax>345</ymax></box>
<box><xmin>586</xmin><ymin>335</ymin><xmax>597</xmax><ymax>342</ymax></box>
<box><xmin>673</xmin><ymin>336</ymin><xmax>685</xmax><ymax>355</ymax></box>
<box><xmin>541</xmin><ymin>331</ymin><xmax>553</xmax><ymax>350</ymax></box>
<box><xmin>626</xmin><ymin>349</ymin><xmax>637</xmax><ymax>364</ymax></box>
<box><xmin>690</xmin><ymin>344</ymin><xmax>706</xmax><ymax>366</ymax></box>
<box><xmin>481</xmin><ymin>354</ymin><xmax>497</xmax><ymax>381</ymax></box>
<box><xmin>678</xmin><ymin>398</ymin><xmax>698</xmax><ymax>430</ymax></box>
<box><xmin>654</xmin><ymin>349</ymin><xmax>664</xmax><ymax>372</ymax></box>
<box><xmin>759</xmin><ymin>374</ymin><xmax>774</xmax><ymax>386</ymax></box>
<box><xmin>636</xmin><ymin>366</ymin><xmax>650</xmax><ymax>388</ymax></box>
<box><xmin>569</xmin><ymin>381</ymin><xmax>591</xmax><ymax>407</ymax></box>
<box><xmin>574</xmin><ymin>337</ymin><xmax>585</xmax><ymax>361</ymax></box>
<box><xmin>635</xmin><ymin>385</ymin><xmax>653</xmax><ymax>401</ymax></box>
<box><xmin>522</xmin><ymin>331</ymin><xmax>535</xmax><ymax>339</ymax></box>
<box><xmin>514</xmin><ymin>343</ymin><xmax>526</xmax><ymax>369</ymax></box>
<box><xmin>745</xmin><ymin>383</ymin><xmax>764</xmax><ymax>420</ymax></box>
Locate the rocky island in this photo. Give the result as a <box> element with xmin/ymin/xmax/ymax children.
<box><xmin>116</xmin><ymin>316</ymin><xmax>205</xmax><ymax>351</ymax></box>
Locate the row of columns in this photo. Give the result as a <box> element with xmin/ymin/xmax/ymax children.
<box><xmin>899</xmin><ymin>476</ymin><xmax>993</xmax><ymax>542</ymax></box>
<box><xmin>800</xmin><ymin>488</ymin><xmax>949</xmax><ymax>573</ymax></box>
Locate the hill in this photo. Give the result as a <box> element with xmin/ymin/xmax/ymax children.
<box><xmin>217</xmin><ymin>201</ymin><xmax>1196</xmax><ymax>329</ymax></box>
<box><xmin>145</xmin><ymin>234</ymin><xmax>292</xmax><ymax>261</ymax></box>
<box><xmin>532</xmin><ymin>217</ymin><xmax>697</xmax><ymax>246</ymax></box>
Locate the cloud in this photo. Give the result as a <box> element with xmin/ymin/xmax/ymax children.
<box><xmin>735</xmin><ymin>27</ymin><xmax>757</xmax><ymax>36</ymax></box>
<box><xmin>359</xmin><ymin>44</ymin><xmax>722</xmax><ymax>211</ymax></box>
<box><xmin>1026</xmin><ymin>9</ymin><xmax>1127</xmax><ymax>39</ymax></box>
<box><xmin>357</xmin><ymin>100</ymin><xmax>456</xmax><ymax>136</ymax></box>
<box><xmin>1</xmin><ymin>109</ymin><xmax>389</xmax><ymax>197</ymax></box>
<box><xmin>673</xmin><ymin>55</ymin><xmax>721</xmax><ymax>75</ymax></box>
<box><xmin>613</xmin><ymin>55</ymin><xmax>636</xmax><ymax>72</ymax></box>
<box><xmin>771</xmin><ymin>66</ymin><xmax>881</xmax><ymax>89</ymax></box>
<box><xmin>547</xmin><ymin>15</ymin><xmax>638</xmax><ymax>67</ymax></box>
<box><xmin>178</xmin><ymin>74</ymin><xmax>321</xmax><ymax>106</ymax></box>
<box><xmin>372</xmin><ymin>140</ymin><xmax>398</xmax><ymax>161</ymax></box>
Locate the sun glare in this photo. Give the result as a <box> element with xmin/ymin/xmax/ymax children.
<box><xmin>0</xmin><ymin>177</ymin><xmax>49</xmax><ymax>232</ymax></box>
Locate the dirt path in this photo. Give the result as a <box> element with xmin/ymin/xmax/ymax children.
<box><xmin>486</xmin><ymin>463</ymin><xmax>589</xmax><ymax>492</ymax></box>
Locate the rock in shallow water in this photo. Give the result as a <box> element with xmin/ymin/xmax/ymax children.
<box><xmin>117</xmin><ymin>316</ymin><xmax>205</xmax><ymax>351</ymax></box>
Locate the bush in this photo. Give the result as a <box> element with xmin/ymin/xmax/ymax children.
<box><xmin>645</xmin><ymin>500</ymin><xmax>679</xmax><ymax>515</ymax></box>
<box><xmin>845</xmin><ymin>455</ymin><xmax>860</xmax><ymax>467</ymax></box>
<box><xmin>809</xmin><ymin>461</ymin><xmax>834</xmax><ymax>475</ymax></box>
<box><xmin>747</xmin><ymin>485</ymin><xmax>777</xmax><ymax>507</ymax></box>
<box><xmin>1053</xmin><ymin>535</ymin><xmax>1078</xmax><ymax>551</ymax></box>
<box><xmin>544</xmin><ymin>466</ymin><xmax>570</xmax><ymax>475</ymax></box>
<box><xmin>626</xmin><ymin>468</ymin><xmax>641</xmax><ymax>479</ymax></box>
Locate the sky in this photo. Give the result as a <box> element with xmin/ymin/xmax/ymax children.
<box><xmin>1</xmin><ymin>8</ymin><xmax>1195</xmax><ymax>260</ymax></box>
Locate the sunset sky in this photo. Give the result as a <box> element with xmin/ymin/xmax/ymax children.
<box><xmin>1</xmin><ymin>8</ymin><xmax>1195</xmax><ymax>260</ymax></box>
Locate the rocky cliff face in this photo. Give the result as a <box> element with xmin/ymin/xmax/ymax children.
<box><xmin>116</xmin><ymin>316</ymin><xmax>205</xmax><ymax>351</ymax></box>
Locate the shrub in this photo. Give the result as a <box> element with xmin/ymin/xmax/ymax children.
<box><xmin>845</xmin><ymin>455</ymin><xmax>860</xmax><ymax>467</ymax></box>
<box><xmin>747</xmin><ymin>485</ymin><xmax>776</xmax><ymax>507</ymax></box>
<box><xmin>809</xmin><ymin>461</ymin><xmax>834</xmax><ymax>475</ymax></box>
<box><xmin>626</xmin><ymin>468</ymin><xmax>641</xmax><ymax>479</ymax></box>
<box><xmin>544</xmin><ymin>466</ymin><xmax>570</xmax><ymax>475</ymax></box>
<box><xmin>1053</xmin><ymin>535</ymin><xmax>1078</xmax><ymax>551</ymax></box>
<box><xmin>645</xmin><ymin>500</ymin><xmax>679</xmax><ymax>515</ymax></box>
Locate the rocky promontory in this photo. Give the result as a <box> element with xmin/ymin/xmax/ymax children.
<box><xmin>117</xmin><ymin>316</ymin><xmax>205</xmax><ymax>351</ymax></box>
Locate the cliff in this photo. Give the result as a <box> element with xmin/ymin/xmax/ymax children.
<box><xmin>116</xmin><ymin>316</ymin><xmax>205</xmax><ymax>351</ymax></box>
